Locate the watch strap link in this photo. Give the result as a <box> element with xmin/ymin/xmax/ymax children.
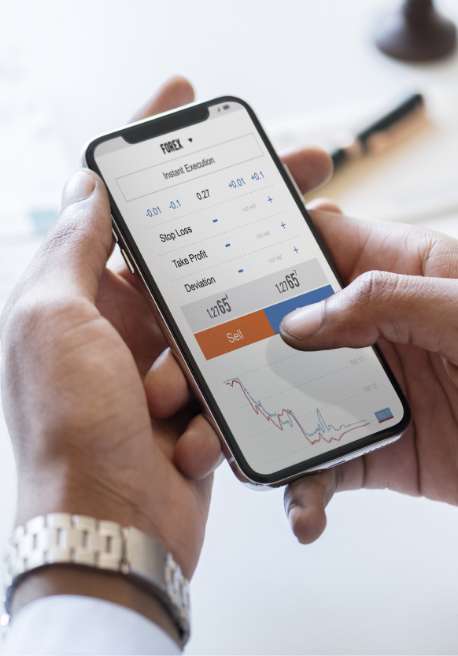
<box><xmin>3</xmin><ymin>513</ymin><xmax>190</xmax><ymax>645</ymax></box>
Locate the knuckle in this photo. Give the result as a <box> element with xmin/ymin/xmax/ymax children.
<box><xmin>46</xmin><ymin>201</ymin><xmax>111</xmax><ymax>265</ymax></box>
<box><xmin>423</xmin><ymin>230</ymin><xmax>458</xmax><ymax>278</ymax></box>
<box><xmin>44</xmin><ymin>206</ymin><xmax>88</xmax><ymax>256</ymax></box>
<box><xmin>353</xmin><ymin>270</ymin><xmax>396</xmax><ymax>305</ymax></box>
<box><xmin>2</xmin><ymin>294</ymin><xmax>93</xmax><ymax>351</ymax></box>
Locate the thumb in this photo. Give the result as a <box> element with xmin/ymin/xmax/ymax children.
<box><xmin>280</xmin><ymin>270</ymin><xmax>458</xmax><ymax>362</ymax></box>
<box><xmin>44</xmin><ymin>169</ymin><xmax>112</xmax><ymax>301</ymax></box>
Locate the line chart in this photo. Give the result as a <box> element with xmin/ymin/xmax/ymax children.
<box><xmin>225</xmin><ymin>377</ymin><xmax>370</xmax><ymax>445</ymax></box>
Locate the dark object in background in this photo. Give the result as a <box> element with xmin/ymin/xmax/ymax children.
<box><xmin>375</xmin><ymin>0</ymin><xmax>456</xmax><ymax>62</ymax></box>
<box><xmin>331</xmin><ymin>92</ymin><xmax>425</xmax><ymax>170</ymax></box>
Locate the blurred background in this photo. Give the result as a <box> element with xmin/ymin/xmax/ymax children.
<box><xmin>1</xmin><ymin>1</ymin><xmax>458</xmax><ymax>653</ymax></box>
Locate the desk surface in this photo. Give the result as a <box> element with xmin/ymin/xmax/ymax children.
<box><xmin>1</xmin><ymin>2</ymin><xmax>458</xmax><ymax>653</ymax></box>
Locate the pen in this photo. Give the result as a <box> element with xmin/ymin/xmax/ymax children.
<box><xmin>331</xmin><ymin>92</ymin><xmax>426</xmax><ymax>169</ymax></box>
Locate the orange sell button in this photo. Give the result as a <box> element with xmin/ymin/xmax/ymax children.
<box><xmin>194</xmin><ymin>310</ymin><xmax>275</xmax><ymax>360</ymax></box>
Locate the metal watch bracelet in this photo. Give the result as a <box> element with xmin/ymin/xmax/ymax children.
<box><xmin>2</xmin><ymin>513</ymin><xmax>190</xmax><ymax>645</ymax></box>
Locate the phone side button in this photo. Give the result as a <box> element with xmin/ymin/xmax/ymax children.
<box><xmin>120</xmin><ymin>248</ymin><xmax>135</xmax><ymax>275</ymax></box>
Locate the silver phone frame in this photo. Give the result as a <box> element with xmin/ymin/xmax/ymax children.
<box><xmin>82</xmin><ymin>97</ymin><xmax>407</xmax><ymax>489</ymax></box>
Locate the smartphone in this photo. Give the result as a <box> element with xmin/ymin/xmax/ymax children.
<box><xmin>84</xmin><ymin>97</ymin><xmax>409</xmax><ymax>487</ymax></box>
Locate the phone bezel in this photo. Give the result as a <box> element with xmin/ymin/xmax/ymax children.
<box><xmin>85</xmin><ymin>95</ymin><xmax>410</xmax><ymax>486</ymax></box>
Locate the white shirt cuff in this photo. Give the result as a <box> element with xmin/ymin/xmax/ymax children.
<box><xmin>3</xmin><ymin>595</ymin><xmax>181</xmax><ymax>655</ymax></box>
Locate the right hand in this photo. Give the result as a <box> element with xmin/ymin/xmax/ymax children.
<box><xmin>153</xmin><ymin>203</ymin><xmax>458</xmax><ymax>544</ymax></box>
<box><xmin>280</xmin><ymin>209</ymin><xmax>458</xmax><ymax>542</ymax></box>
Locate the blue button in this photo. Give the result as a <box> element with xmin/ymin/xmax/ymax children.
<box><xmin>375</xmin><ymin>407</ymin><xmax>394</xmax><ymax>423</ymax></box>
<box><xmin>264</xmin><ymin>284</ymin><xmax>334</xmax><ymax>334</ymax></box>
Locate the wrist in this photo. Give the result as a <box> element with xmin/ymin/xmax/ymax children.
<box><xmin>16</xmin><ymin>463</ymin><xmax>146</xmax><ymax>537</ymax></box>
<box><xmin>15</xmin><ymin>460</ymin><xmax>195</xmax><ymax>579</ymax></box>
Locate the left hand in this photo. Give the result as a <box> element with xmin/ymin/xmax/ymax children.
<box><xmin>1</xmin><ymin>76</ymin><xmax>333</xmax><ymax>579</ymax></box>
<box><xmin>0</xmin><ymin>77</ymin><xmax>221</xmax><ymax>579</ymax></box>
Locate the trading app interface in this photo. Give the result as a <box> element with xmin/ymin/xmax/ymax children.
<box><xmin>94</xmin><ymin>101</ymin><xmax>404</xmax><ymax>475</ymax></box>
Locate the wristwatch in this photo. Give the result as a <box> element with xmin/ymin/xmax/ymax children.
<box><xmin>2</xmin><ymin>513</ymin><xmax>190</xmax><ymax>645</ymax></box>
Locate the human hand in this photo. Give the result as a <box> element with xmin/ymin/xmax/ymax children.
<box><xmin>280</xmin><ymin>209</ymin><xmax>458</xmax><ymax>543</ymax></box>
<box><xmin>0</xmin><ymin>77</ymin><xmax>221</xmax><ymax>584</ymax></box>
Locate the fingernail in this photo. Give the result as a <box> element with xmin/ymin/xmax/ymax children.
<box><xmin>281</xmin><ymin>303</ymin><xmax>323</xmax><ymax>339</ymax></box>
<box><xmin>62</xmin><ymin>170</ymin><xmax>96</xmax><ymax>207</ymax></box>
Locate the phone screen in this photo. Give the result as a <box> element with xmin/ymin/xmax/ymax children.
<box><xmin>91</xmin><ymin>99</ymin><xmax>406</xmax><ymax>479</ymax></box>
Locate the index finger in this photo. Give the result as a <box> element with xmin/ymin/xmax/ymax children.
<box><xmin>282</xmin><ymin>147</ymin><xmax>333</xmax><ymax>195</ymax></box>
